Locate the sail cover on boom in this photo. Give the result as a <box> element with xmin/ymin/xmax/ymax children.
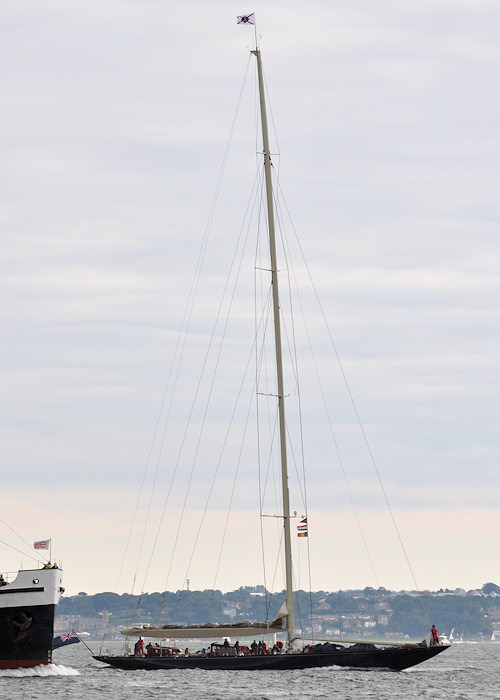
<box><xmin>121</xmin><ymin>613</ymin><xmax>287</xmax><ymax>639</ymax></box>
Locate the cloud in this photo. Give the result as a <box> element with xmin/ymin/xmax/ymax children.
<box><xmin>0</xmin><ymin>1</ymin><xmax>498</xmax><ymax>595</ymax></box>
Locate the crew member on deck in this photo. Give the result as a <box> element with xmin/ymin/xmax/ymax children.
<box><xmin>431</xmin><ymin>625</ymin><xmax>439</xmax><ymax>646</ymax></box>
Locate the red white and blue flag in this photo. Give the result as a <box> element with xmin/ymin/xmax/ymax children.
<box><xmin>237</xmin><ymin>13</ymin><xmax>255</xmax><ymax>25</ymax></box>
<box><xmin>53</xmin><ymin>631</ymin><xmax>81</xmax><ymax>649</ymax></box>
<box><xmin>297</xmin><ymin>517</ymin><xmax>308</xmax><ymax>538</ymax></box>
<box><xmin>34</xmin><ymin>540</ymin><xmax>50</xmax><ymax>550</ymax></box>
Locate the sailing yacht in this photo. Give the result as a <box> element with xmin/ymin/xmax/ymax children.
<box><xmin>94</xmin><ymin>38</ymin><xmax>450</xmax><ymax>672</ymax></box>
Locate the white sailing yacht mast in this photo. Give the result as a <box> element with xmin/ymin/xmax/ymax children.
<box><xmin>252</xmin><ymin>46</ymin><xmax>296</xmax><ymax>648</ymax></box>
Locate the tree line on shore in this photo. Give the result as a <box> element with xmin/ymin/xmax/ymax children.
<box><xmin>57</xmin><ymin>582</ymin><xmax>500</xmax><ymax>639</ymax></box>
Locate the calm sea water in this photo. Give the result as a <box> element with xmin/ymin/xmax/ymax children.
<box><xmin>0</xmin><ymin>642</ymin><xmax>498</xmax><ymax>699</ymax></box>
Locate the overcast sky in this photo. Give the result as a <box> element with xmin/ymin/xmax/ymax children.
<box><xmin>1</xmin><ymin>1</ymin><xmax>499</xmax><ymax>599</ymax></box>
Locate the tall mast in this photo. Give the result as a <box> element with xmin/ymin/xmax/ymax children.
<box><xmin>252</xmin><ymin>47</ymin><xmax>295</xmax><ymax>647</ymax></box>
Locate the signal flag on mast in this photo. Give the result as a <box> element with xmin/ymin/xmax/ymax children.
<box><xmin>297</xmin><ymin>517</ymin><xmax>308</xmax><ymax>537</ymax></box>
<box><xmin>237</xmin><ymin>13</ymin><xmax>255</xmax><ymax>25</ymax></box>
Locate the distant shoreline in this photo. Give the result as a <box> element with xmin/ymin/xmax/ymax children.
<box><xmin>55</xmin><ymin>583</ymin><xmax>500</xmax><ymax>641</ymax></box>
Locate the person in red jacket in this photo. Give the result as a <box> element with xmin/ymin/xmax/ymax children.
<box><xmin>431</xmin><ymin>625</ymin><xmax>439</xmax><ymax>646</ymax></box>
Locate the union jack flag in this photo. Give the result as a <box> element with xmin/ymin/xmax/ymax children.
<box><xmin>53</xmin><ymin>631</ymin><xmax>81</xmax><ymax>649</ymax></box>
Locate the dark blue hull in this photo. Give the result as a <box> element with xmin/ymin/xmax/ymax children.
<box><xmin>95</xmin><ymin>643</ymin><xmax>448</xmax><ymax>672</ymax></box>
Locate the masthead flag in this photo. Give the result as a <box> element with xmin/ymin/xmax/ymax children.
<box><xmin>297</xmin><ymin>517</ymin><xmax>308</xmax><ymax>537</ymax></box>
<box><xmin>237</xmin><ymin>13</ymin><xmax>255</xmax><ymax>25</ymax></box>
<box><xmin>34</xmin><ymin>540</ymin><xmax>50</xmax><ymax>550</ymax></box>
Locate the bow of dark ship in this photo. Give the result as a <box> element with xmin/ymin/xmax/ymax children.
<box><xmin>0</xmin><ymin>566</ymin><xmax>64</xmax><ymax>669</ymax></box>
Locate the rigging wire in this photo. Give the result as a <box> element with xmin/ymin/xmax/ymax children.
<box><xmin>160</xmin><ymin>164</ymin><xmax>262</xmax><ymax>604</ymax></box>
<box><xmin>274</xmin><ymin>178</ymin><xmax>426</xmax><ymax>599</ymax></box>
<box><xmin>253</xmin><ymin>178</ymin><xmax>293</xmax><ymax>619</ymax></box>
<box><xmin>117</xmin><ymin>55</ymin><xmax>254</xmax><ymax>618</ymax></box>
<box><xmin>166</xmin><ymin>164</ymin><xmax>273</xmax><ymax>620</ymax></box>
<box><xmin>267</xmin><ymin>525</ymin><xmax>285</xmax><ymax>621</ymax></box>
<box><xmin>254</xmin><ymin>67</ymin><xmax>318</xmax><ymax>629</ymax></box>
<box><xmin>260</xmin><ymin>52</ymin><xmax>321</xmax><ymax>634</ymax></box>
<box><xmin>181</xmin><ymin>304</ymin><xmax>263</xmax><ymax>597</ymax></box>
<box><xmin>275</xmin><ymin>179</ymin><xmax>381</xmax><ymax>589</ymax></box>
<box><xmin>0</xmin><ymin>539</ymin><xmax>46</xmax><ymax>567</ymax></box>
<box><xmin>256</xmin><ymin>161</ymin><xmax>316</xmax><ymax>630</ymax></box>
<box><xmin>178</xmin><ymin>153</ymin><xmax>293</xmax><ymax>612</ymax></box>
<box><xmin>210</xmin><ymin>371</ymin><xmax>257</xmax><ymax>594</ymax></box>
<box><xmin>253</xmin><ymin>156</ymin><xmax>279</xmax><ymax>617</ymax></box>
<box><xmin>0</xmin><ymin>520</ymin><xmax>48</xmax><ymax>565</ymax></box>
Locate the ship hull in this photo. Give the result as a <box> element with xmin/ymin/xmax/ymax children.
<box><xmin>0</xmin><ymin>602</ymin><xmax>56</xmax><ymax>668</ymax></box>
<box><xmin>0</xmin><ymin>568</ymin><xmax>63</xmax><ymax>669</ymax></box>
<box><xmin>94</xmin><ymin>644</ymin><xmax>448</xmax><ymax>672</ymax></box>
